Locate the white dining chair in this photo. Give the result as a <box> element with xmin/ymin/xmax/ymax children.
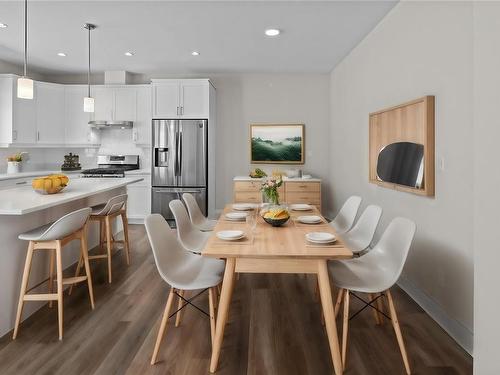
<box><xmin>330</xmin><ymin>195</ymin><xmax>362</xmax><ymax>234</ymax></box>
<box><xmin>169</xmin><ymin>199</ymin><xmax>211</xmax><ymax>253</ymax></box>
<box><xmin>145</xmin><ymin>214</ymin><xmax>225</xmax><ymax>365</ymax></box>
<box><xmin>329</xmin><ymin>217</ymin><xmax>416</xmax><ymax>374</ymax></box>
<box><xmin>339</xmin><ymin>204</ymin><xmax>382</xmax><ymax>254</ymax></box>
<box><xmin>182</xmin><ymin>193</ymin><xmax>217</xmax><ymax>232</ymax></box>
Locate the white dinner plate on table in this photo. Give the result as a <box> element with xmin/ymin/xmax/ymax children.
<box><xmin>225</xmin><ymin>212</ymin><xmax>248</xmax><ymax>221</ymax></box>
<box><xmin>297</xmin><ymin>215</ymin><xmax>322</xmax><ymax>224</ymax></box>
<box><xmin>305</xmin><ymin>232</ymin><xmax>336</xmax><ymax>244</ymax></box>
<box><xmin>217</xmin><ymin>230</ymin><xmax>245</xmax><ymax>241</ymax></box>
<box><xmin>232</xmin><ymin>203</ymin><xmax>257</xmax><ymax>211</ymax></box>
<box><xmin>290</xmin><ymin>204</ymin><xmax>313</xmax><ymax>211</ymax></box>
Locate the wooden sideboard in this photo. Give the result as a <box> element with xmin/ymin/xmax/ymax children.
<box><xmin>233</xmin><ymin>177</ymin><xmax>322</xmax><ymax>211</ymax></box>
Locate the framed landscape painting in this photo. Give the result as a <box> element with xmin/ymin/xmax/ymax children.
<box><xmin>250</xmin><ymin>124</ymin><xmax>305</xmax><ymax>164</ymax></box>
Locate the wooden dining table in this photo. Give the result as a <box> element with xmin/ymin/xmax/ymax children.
<box><xmin>202</xmin><ymin>204</ymin><xmax>353</xmax><ymax>375</ymax></box>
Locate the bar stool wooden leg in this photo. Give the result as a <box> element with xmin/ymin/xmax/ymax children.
<box><xmin>208</xmin><ymin>287</ymin><xmax>217</xmax><ymax>347</ymax></box>
<box><xmin>175</xmin><ymin>290</ymin><xmax>185</xmax><ymax>327</ymax></box>
<box><xmin>121</xmin><ymin>211</ymin><xmax>131</xmax><ymax>266</ymax></box>
<box><xmin>48</xmin><ymin>249</ymin><xmax>55</xmax><ymax>308</ymax></box>
<box><xmin>100</xmin><ymin>219</ymin><xmax>105</xmax><ymax>250</ymax></box>
<box><xmin>68</xmin><ymin>254</ymin><xmax>83</xmax><ymax>296</ymax></box>
<box><xmin>80</xmin><ymin>226</ymin><xmax>95</xmax><ymax>310</ymax></box>
<box><xmin>151</xmin><ymin>288</ymin><xmax>176</xmax><ymax>365</ymax></box>
<box><xmin>342</xmin><ymin>290</ymin><xmax>350</xmax><ymax>369</ymax></box>
<box><xmin>55</xmin><ymin>240</ymin><xmax>64</xmax><ymax>340</ymax></box>
<box><xmin>13</xmin><ymin>241</ymin><xmax>35</xmax><ymax>339</ymax></box>
<box><xmin>386</xmin><ymin>290</ymin><xmax>411</xmax><ymax>374</ymax></box>
<box><xmin>105</xmin><ymin>215</ymin><xmax>113</xmax><ymax>284</ymax></box>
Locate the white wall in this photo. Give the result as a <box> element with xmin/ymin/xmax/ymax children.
<box><xmin>473</xmin><ymin>2</ymin><xmax>500</xmax><ymax>373</ymax></box>
<box><xmin>329</xmin><ymin>1</ymin><xmax>473</xmax><ymax>353</ymax></box>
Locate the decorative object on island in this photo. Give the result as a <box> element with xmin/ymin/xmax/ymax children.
<box><xmin>262</xmin><ymin>206</ymin><xmax>290</xmax><ymax>227</ymax></box>
<box><xmin>261</xmin><ymin>176</ymin><xmax>283</xmax><ymax>205</ymax></box>
<box><xmin>369</xmin><ymin>96</ymin><xmax>435</xmax><ymax>196</ymax></box>
<box><xmin>32</xmin><ymin>174</ymin><xmax>69</xmax><ymax>195</ymax></box>
<box><xmin>61</xmin><ymin>152</ymin><xmax>82</xmax><ymax>171</ymax></box>
<box><xmin>6</xmin><ymin>152</ymin><xmax>28</xmax><ymax>174</ymax></box>
<box><xmin>249</xmin><ymin>168</ymin><xmax>267</xmax><ymax>178</ymax></box>
<box><xmin>250</xmin><ymin>124</ymin><xmax>305</xmax><ymax>164</ymax></box>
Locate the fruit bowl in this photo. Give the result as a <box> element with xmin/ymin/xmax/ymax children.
<box><xmin>32</xmin><ymin>174</ymin><xmax>69</xmax><ymax>195</ymax></box>
<box><xmin>263</xmin><ymin>216</ymin><xmax>289</xmax><ymax>227</ymax></box>
<box><xmin>262</xmin><ymin>207</ymin><xmax>290</xmax><ymax>227</ymax></box>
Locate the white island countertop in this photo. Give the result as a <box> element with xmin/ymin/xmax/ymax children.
<box><xmin>0</xmin><ymin>177</ymin><xmax>143</xmax><ymax>215</ymax></box>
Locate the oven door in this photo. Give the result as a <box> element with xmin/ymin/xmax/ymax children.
<box><xmin>151</xmin><ymin>187</ymin><xmax>207</xmax><ymax>225</ymax></box>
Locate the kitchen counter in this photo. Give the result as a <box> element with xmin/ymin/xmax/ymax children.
<box><xmin>0</xmin><ymin>169</ymin><xmax>83</xmax><ymax>181</ymax></box>
<box><xmin>233</xmin><ymin>175</ymin><xmax>322</xmax><ymax>182</ymax></box>
<box><xmin>125</xmin><ymin>168</ymin><xmax>150</xmax><ymax>175</ymax></box>
<box><xmin>0</xmin><ymin>177</ymin><xmax>143</xmax><ymax>215</ymax></box>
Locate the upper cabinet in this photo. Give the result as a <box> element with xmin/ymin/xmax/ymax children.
<box><xmin>152</xmin><ymin>79</ymin><xmax>211</xmax><ymax>119</ymax></box>
<box><xmin>64</xmin><ymin>85</ymin><xmax>100</xmax><ymax>146</ymax></box>
<box><xmin>36</xmin><ymin>82</ymin><xmax>65</xmax><ymax>145</ymax></box>
<box><xmin>92</xmin><ymin>86</ymin><xmax>137</xmax><ymax>122</ymax></box>
<box><xmin>133</xmin><ymin>85</ymin><xmax>152</xmax><ymax>146</ymax></box>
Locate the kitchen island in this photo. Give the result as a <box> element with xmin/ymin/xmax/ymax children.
<box><xmin>0</xmin><ymin>176</ymin><xmax>143</xmax><ymax>338</ymax></box>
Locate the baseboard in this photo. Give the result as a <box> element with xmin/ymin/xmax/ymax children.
<box><xmin>397</xmin><ymin>275</ymin><xmax>473</xmax><ymax>355</ymax></box>
<box><xmin>127</xmin><ymin>217</ymin><xmax>144</xmax><ymax>225</ymax></box>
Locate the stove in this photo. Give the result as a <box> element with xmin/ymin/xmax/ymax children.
<box><xmin>81</xmin><ymin>155</ymin><xmax>139</xmax><ymax>178</ymax></box>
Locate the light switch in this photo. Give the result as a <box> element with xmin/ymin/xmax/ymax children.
<box><xmin>439</xmin><ymin>157</ymin><xmax>445</xmax><ymax>171</ymax></box>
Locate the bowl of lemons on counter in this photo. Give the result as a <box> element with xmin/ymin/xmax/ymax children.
<box><xmin>32</xmin><ymin>174</ymin><xmax>69</xmax><ymax>195</ymax></box>
<box><xmin>263</xmin><ymin>207</ymin><xmax>290</xmax><ymax>227</ymax></box>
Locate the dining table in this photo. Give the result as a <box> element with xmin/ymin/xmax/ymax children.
<box><xmin>202</xmin><ymin>204</ymin><xmax>353</xmax><ymax>375</ymax></box>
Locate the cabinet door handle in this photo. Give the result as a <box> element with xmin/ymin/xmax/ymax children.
<box><xmin>176</xmin><ymin>106</ymin><xmax>179</xmax><ymax>116</ymax></box>
<box><xmin>12</xmin><ymin>130</ymin><xmax>17</xmax><ymax>141</ymax></box>
<box><xmin>16</xmin><ymin>181</ymin><xmax>27</xmax><ymax>185</ymax></box>
<box><xmin>37</xmin><ymin>131</ymin><xmax>40</xmax><ymax>141</ymax></box>
<box><xmin>181</xmin><ymin>106</ymin><xmax>184</xmax><ymax>115</ymax></box>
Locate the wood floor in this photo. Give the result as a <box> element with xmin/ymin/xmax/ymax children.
<box><xmin>0</xmin><ymin>225</ymin><xmax>472</xmax><ymax>375</ymax></box>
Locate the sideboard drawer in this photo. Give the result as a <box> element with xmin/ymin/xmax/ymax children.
<box><xmin>234</xmin><ymin>180</ymin><xmax>261</xmax><ymax>191</ymax></box>
<box><xmin>234</xmin><ymin>191</ymin><xmax>261</xmax><ymax>203</ymax></box>
<box><xmin>285</xmin><ymin>181</ymin><xmax>321</xmax><ymax>193</ymax></box>
<box><xmin>286</xmin><ymin>191</ymin><xmax>321</xmax><ymax>205</ymax></box>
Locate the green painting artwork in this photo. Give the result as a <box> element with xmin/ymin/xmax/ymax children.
<box><xmin>250</xmin><ymin>124</ymin><xmax>304</xmax><ymax>164</ymax></box>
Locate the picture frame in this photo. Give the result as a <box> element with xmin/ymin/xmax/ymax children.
<box><xmin>250</xmin><ymin>124</ymin><xmax>305</xmax><ymax>164</ymax></box>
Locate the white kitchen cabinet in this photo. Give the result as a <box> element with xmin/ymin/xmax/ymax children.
<box><xmin>151</xmin><ymin>79</ymin><xmax>211</xmax><ymax>119</ymax></box>
<box><xmin>91</xmin><ymin>86</ymin><xmax>138</xmax><ymax>122</ymax></box>
<box><xmin>64</xmin><ymin>85</ymin><xmax>100</xmax><ymax>146</ymax></box>
<box><xmin>133</xmin><ymin>86</ymin><xmax>152</xmax><ymax>145</ymax></box>
<box><xmin>126</xmin><ymin>174</ymin><xmax>151</xmax><ymax>224</ymax></box>
<box><xmin>36</xmin><ymin>82</ymin><xmax>65</xmax><ymax>144</ymax></box>
<box><xmin>93</xmin><ymin>87</ymin><xmax>114</xmax><ymax>121</ymax></box>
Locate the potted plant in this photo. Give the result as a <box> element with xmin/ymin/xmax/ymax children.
<box><xmin>261</xmin><ymin>176</ymin><xmax>283</xmax><ymax>205</ymax></box>
<box><xmin>6</xmin><ymin>152</ymin><xmax>28</xmax><ymax>174</ymax></box>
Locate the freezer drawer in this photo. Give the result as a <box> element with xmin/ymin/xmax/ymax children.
<box><xmin>151</xmin><ymin>187</ymin><xmax>207</xmax><ymax>224</ymax></box>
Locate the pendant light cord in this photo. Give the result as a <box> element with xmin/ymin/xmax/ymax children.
<box><xmin>23</xmin><ymin>0</ymin><xmax>27</xmax><ymax>77</ymax></box>
<box><xmin>87</xmin><ymin>25</ymin><xmax>91</xmax><ymax>97</ymax></box>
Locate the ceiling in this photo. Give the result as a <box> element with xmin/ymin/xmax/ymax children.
<box><xmin>0</xmin><ymin>1</ymin><xmax>397</xmax><ymax>75</ymax></box>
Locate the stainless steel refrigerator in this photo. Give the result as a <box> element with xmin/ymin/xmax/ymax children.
<box><xmin>151</xmin><ymin>119</ymin><xmax>208</xmax><ymax>223</ymax></box>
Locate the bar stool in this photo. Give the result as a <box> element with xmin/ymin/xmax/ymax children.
<box><xmin>74</xmin><ymin>194</ymin><xmax>130</xmax><ymax>284</ymax></box>
<box><xmin>13</xmin><ymin>207</ymin><xmax>94</xmax><ymax>340</ymax></box>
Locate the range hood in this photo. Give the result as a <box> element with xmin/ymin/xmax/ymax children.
<box><xmin>88</xmin><ymin>120</ymin><xmax>134</xmax><ymax>129</ymax></box>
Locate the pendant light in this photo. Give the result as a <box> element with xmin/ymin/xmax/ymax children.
<box><xmin>83</xmin><ymin>23</ymin><xmax>96</xmax><ymax>112</ymax></box>
<box><xmin>17</xmin><ymin>0</ymin><xmax>33</xmax><ymax>99</ymax></box>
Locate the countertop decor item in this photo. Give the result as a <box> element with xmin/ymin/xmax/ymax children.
<box><xmin>249</xmin><ymin>168</ymin><xmax>266</xmax><ymax>178</ymax></box>
<box><xmin>61</xmin><ymin>152</ymin><xmax>82</xmax><ymax>171</ymax></box>
<box><xmin>250</xmin><ymin>124</ymin><xmax>305</xmax><ymax>164</ymax></box>
<box><xmin>32</xmin><ymin>174</ymin><xmax>69</xmax><ymax>195</ymax></box>
<box><xmin>262</xmin><ymin>206</ymin><xmax>290</xmax><ymax>227</ymax></box>
<box><xmin>6</xmin><ymin>152</ymin><xmax>28</xmax><ymax>174</ymax></box>
<box><xmin>261</xmin><ymin>176</ymin><xmax>283</xmax><ymax>205</ymax></box>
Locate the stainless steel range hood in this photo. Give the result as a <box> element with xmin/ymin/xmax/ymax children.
<box><xmin>88</xmin><ymin>120</ymin><xmax>133</xmax><ymax>129</ymax></box>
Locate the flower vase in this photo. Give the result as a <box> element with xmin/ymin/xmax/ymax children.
<box><xmin>7</xmin><ymin>161</ymin><xmax>21</xmax><ymax>174</ymax></box>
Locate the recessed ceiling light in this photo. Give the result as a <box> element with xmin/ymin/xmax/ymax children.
<box><xmin>0</xmin><ymin>23</ymin><xmax>7</xmax><ymax>28</ymax></box>
<box><xmin>191</xmin><ymin>51</ymin><xmax>200</xmax><ymax>56</ymax></box>
<box><xmin>265</xmin><ymin>28</ymin><xmax>280</xmax><ymax>37</ymax></box>
<box><xmin>124</xmin><ymin>51</ymin><xmax>134</xmax><ymax>57</ymax></box>
<box><xmin>57</xmin><ymin>52</ymin><xmax>66</xmax><ymax>57</ymax></box>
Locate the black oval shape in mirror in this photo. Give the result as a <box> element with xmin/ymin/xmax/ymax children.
<box><xmin>377</xmin><ymin>142</ymin><xmax>424</xmax><ymax>188</ymax></box>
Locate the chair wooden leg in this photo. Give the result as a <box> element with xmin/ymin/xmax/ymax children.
<box><xmin>208</xmin><ymin>287</ymin><xmax>217</xmax><ymax>347</ymax></box>
<box><xmin>376</xmin><ymin>292</ymin><xmax>385</xmax><ymax>325</ymax></box>
<box><xmin>105</xmin><ymin>215</ymin><xmax>113</xmax><ymax>283</ymax></box>
<box><xmin>175</xmin><ymin>290</ymin><xmax>185</xmax><ymax>327</ymax></box>
<box><xmin>48</xmin><ymin>249</ymin><xmax>55</xmax><ymax>308</ymax></box>
<box><xmin>121</xmin><ymin>212</ymin><xmax>131</xmax><ymax>266</ymax></box>
<box><xmin>13</xmin><ymin>241</ymin><xmax>35</xmax><ymax>339</ymax></box>
<box><xmin>151</xmin><ymin>288</ymin><xmax>175</xmax><ymax>365</ymax></box>
<box><xmin>342</xmin><ymin>290</ymin><xmax>350</xmax><ymax>369</ymax></box>
<box><xmin>369</xmin><ymin>293</ymin><xmax>381</xmax><ymax>325</ymax></box>
<box><xmin>386</xmin><ymin>290</ymin><xmax>411</xmax><ymax>374</ymax></box>
<box><xmin>334</xmin><ymin>288</ymin><xmax>345</xmax><ymax>319</ymax></box>
<box><xmin>80</xmin><ymin>226</ymin><xmax>95</xmax><ymax>310</ymax></box>
<box><xmin>55</xmin><ymin>241</ymin><xmax>64</xmax><ymax>340</ymax></box>
<box><xmin>68</xmin><ymin>253</ymin><xmax>83</xmax><ymax>296</ymax></box>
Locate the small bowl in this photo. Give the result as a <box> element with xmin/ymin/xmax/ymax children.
<box><xmin>263</xmin><ymin>216</ymin><xmax>289</xmax><ymax>227</ymax></box>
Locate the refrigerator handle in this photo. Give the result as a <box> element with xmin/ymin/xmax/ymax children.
<box><xmin>179</xmin><ymin>129</ymin><xmax>183</xmax><ymax>177</ymax></box>
<box><xmin>174</xmin><ymin>130</ymin><xmax>179</xmax><ymax>177</ymax></box>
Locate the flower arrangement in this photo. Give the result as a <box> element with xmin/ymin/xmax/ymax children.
<box><xmin>261</xmin><ymin>176</ymin><xmax>283</xmax><ymax>205</ymax></box>
<box><xmin>6</xmin><ymin>152</ymin><xmax>28</xmax><ymax>174</ymax></box>
<box><xmin>7</xmin><ymin>152</ymin><xmax>28</xmax><ymax>162</ymax></box>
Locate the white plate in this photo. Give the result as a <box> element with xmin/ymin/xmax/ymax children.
<box><xmin>306</xmin><ymin>232</ymin><xmax>336</xmax><ymax>244</ymax></box>
<box><xmin>297</xmin><ymin>215</ymin><xmax>322</xmax><ymax>224</ymax></box>
<box><xmin>290</xmin><ymin>204</ymin><xmax>313</xmax><ymax>211</ymax></box>
<box><xmin>217</xmin><ymin>230</ymin><xmax>245</xmax><ymax>241</ymax></box>
<box><xmin>232</xmin><ymin>203</ymin><xmax>257</xmax><ymax>211</ymax></box>
<box><xmin>225</xmin><ymin>212</ymin><xmax>248</xmax><ymax>221</ymax></box>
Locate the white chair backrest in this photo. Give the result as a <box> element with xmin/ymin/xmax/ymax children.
<box><xmin>343</xmin><ymin>205</ymin><xmax>382</xmax><ymax>252</ymax></box>
<box><xmin>145</xmin><ymin>214</ymin><xmax>193</xmax><ymax>286</ymax></box>
<box><xmin>95</xmin><ymin>194</ymin><xmax>128</xmax><ymax>216</ymax></box>
<box><xmin>39</xmin><ymin>207</ymin><xmax>91</xmax><ymax>241</ymax></box>
<box><xmin>330</xmin><ymin>195</ymin><xmax>362</xmax><ymax>234</ymax></box>
<box><xmin>361</xmin><ymin>217</ymin><xmax>416</xmax><ymax>291</ymax></box>
<box><xmin>182</xmin><ymin>193</ymin><xmax>206</xmax><ymax>227</ymax></box>
<box><xmin>169</xmin><ymin>199</ymin><xmax>207</xmax><ymax>252</ymax></box>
